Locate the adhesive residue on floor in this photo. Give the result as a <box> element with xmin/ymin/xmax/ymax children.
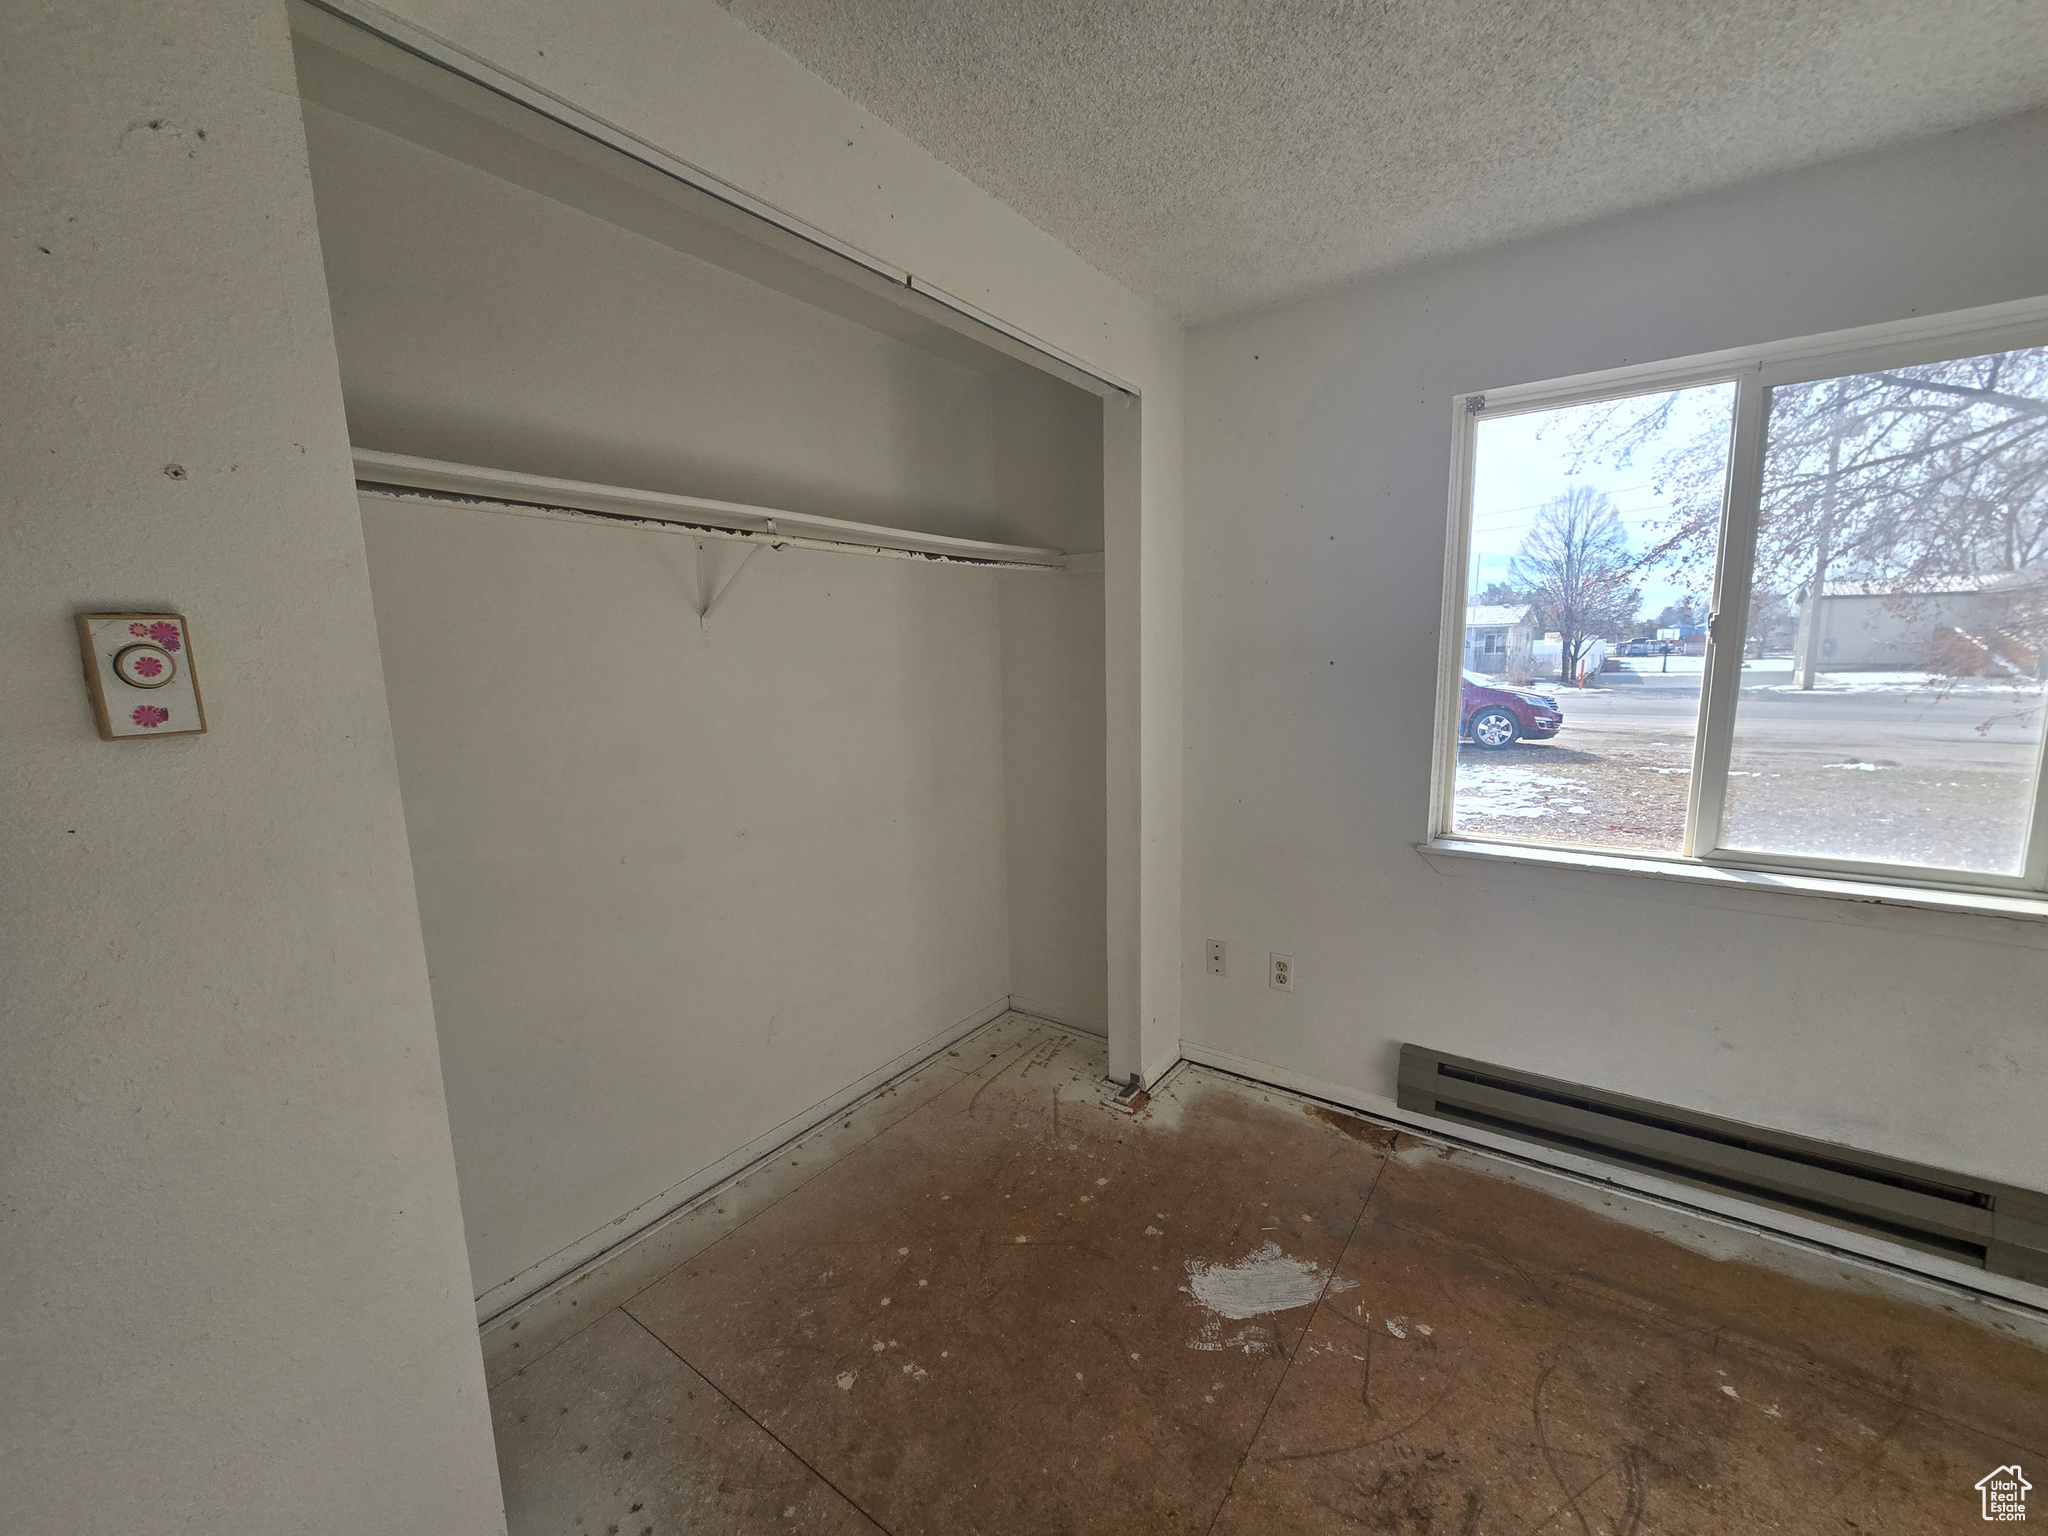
<box><xmin>1182</xmin><ymin>1241</ymin><xmax>1356</xmax><ymax>1352</ymax></box>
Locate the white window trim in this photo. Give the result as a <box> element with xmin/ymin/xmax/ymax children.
<box><xmin>1428</xmin><ymin>294</ymin><xmax>2048</xmax><ymax>907</ymax></box>
<box><xmin>1416</xmin><ymin>838</ymin><xmax>2048</xmax><ymax>922</ymax></box>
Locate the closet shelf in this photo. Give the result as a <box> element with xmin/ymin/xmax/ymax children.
<box><xmin>352</xmin><ymin>449</ymin><xmax>1070</xmax><ymax>571</ymax></box>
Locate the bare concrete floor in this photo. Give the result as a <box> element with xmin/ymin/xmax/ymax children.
<box><xmin>488</xmin><ymin>1017</ymin><xmax>2048</xmax><ymax>1533</ymax></box>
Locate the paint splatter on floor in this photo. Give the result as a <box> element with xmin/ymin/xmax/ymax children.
<box><xmin>1183</xmin><ymin>1240</ymin><xmax>1358</xmax><ymax>1322</ymax></box>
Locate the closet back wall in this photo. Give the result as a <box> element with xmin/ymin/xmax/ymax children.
<box><xmin>362</xmin><ymin>509</ymin><xmax>1010</xmax><ymax>1315</ymax></box>
<box><xmin>308</xmin><ymin>102</ymin><xmax>1027</xmax><ymax>1314</ymax></box>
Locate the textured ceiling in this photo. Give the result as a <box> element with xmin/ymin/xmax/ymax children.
<box><xmin>715</xmin><ymin>0</ymin><xmax>2048</xmax><ymax>323</ymax></box>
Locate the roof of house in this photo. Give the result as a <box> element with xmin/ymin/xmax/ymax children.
<box><xmin>1820</xmin><ymin>564</ymin><xmax>2048</xmax><ymax>600</ymax></box>
<box><xmin>1820</xmin><ymin>578</ymin><xmax>1998</xmax><ymax>598</ymax></box>
<box><xmin>1466</xmin><ymin>605</ymin><xmax>1533</xmax><ymax>627</ymax></box>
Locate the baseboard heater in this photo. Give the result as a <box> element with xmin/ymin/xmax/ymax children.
<box><xmin>1397</xmin><ymin>1045</ymin><xmax>2048</xmax><ymax>1286</ymax></box>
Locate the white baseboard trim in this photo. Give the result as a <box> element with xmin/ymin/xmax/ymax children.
<box><xmin>1177</xmin><ymin>1040</ymin><xmax>2048</xmax><ymax>1317</ymax></box>
<box><xmin>1008</xmin><ymin>994</ymin><xmax>1107</xmax><ymax>1038</ymax></box>
<box><xmin>1142</xmin><ymin>1038</ymin><xmax>1185</xmax><ymax>1091</ymax></box>
<box><xmin>472</xmin><ymin>994</ymin><xmax>1013</xmax><ymax>1323</ymax></box>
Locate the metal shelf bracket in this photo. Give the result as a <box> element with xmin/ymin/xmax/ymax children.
<box><xmin>695</xmin><ymin>524</ymin><xmax>778</xmax><ymax>630</ymax></box>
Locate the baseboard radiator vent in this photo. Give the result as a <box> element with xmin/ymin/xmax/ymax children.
<box><xmin>1397</xmin><ymin>1045</ymin><xmax>2048</xmax><ymax>1285</ymax></box>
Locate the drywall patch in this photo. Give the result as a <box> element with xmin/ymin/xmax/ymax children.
<box><xmin>1183</xmin><ymin>1240</ymin><xmax>1356</xmax><ymax>1322</ymax></box>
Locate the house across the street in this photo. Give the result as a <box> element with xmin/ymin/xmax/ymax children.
<box><xmin>1465</xmin><ymin>604</ymin><xmax>1538</xmax><ymax>675</ymax></box>
<box><xmin>1798</xmin><ymin>575</ymin><xmax>2044</xmax><ymax>675</ymax></box>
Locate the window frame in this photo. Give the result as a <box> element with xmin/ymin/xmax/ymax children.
<box><xmin>1429</xmin><ymin>295</ymin><xmax>2048</xmax><ymax>902</ymax></box>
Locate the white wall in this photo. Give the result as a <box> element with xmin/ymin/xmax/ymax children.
<box><xmin>1002</xmin><ymin>570</ymin><xmax>1110</xmax><ymax>1031</ymax></box>
<box><xmin>0</xmin><ymin>3</ymin><xmax>503</xmax><ymax>1532</ymax></box>
<box><xmin>361</xmin><ymin>501</ymin><xmax>1012</xmax><ymax>1310</ymax></box>
<box><xmin>1183</xmin><ymin>109</ymin><xmax>2048</xmax><ymax>1190</ymax></box>
<box><xmin>995</xmin><ymin>371</ymin><xmax>1110</xmax><ymax>1035</ymax></box>
<box><xmin>995</xmin><ymin>363</ymin><xmax>1106</xmax><ymax>554</ymax></box>
<box><xmin>375</xmin><ymin>0</ymin><xmax>1185</xmax><ymax>1085</ymax></box>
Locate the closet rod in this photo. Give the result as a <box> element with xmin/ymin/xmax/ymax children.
<box><xmin>353</xmin><ymin>450</ymin><xmax>1070</xmax><ymax>572</ymax></box>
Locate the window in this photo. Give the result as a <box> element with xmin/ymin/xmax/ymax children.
<box><xmin>1433</xmin><ymin>299</ymin><xmax>2048</xmax><ymax>898</ymax></box>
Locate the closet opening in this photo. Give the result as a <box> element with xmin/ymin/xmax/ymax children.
<box><xmin>292</xmin><ymin>1</ymin><xmax>1119</xmax><ymax>1321</ymax></box>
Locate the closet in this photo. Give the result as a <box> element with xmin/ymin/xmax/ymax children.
<box><xmin>294</xmin><ymin>11</ymin><xmax>1111</xmax><ymax>1320</ymax></box>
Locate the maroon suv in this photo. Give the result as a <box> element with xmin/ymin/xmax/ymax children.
<box><xmin>1460</xmin><ymin>670</ymin><xmax>1563</xmax><ymax>749</ymax></box>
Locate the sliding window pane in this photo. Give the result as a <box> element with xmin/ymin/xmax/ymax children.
<box><xmin>1721</xmin><ymin>346</ymin><xmax>2048</xmax><ymax>874</ymax></box>
<box><xmin>1450</xmin><ymin>382</ymin><xmax>1735</xmax><ymax>851</ymax></box>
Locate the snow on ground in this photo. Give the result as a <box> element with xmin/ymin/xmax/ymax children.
<box><xmin>1609</xmin><ymin>657</ymin><xmax>2042</xmax><ymax>699</ymax></box>
<box><xmin>1454</xmin><ymin>764</ymin><xmax>1590</xmax><ymax>817</ymax></box>
<box><xmin>1750</xmin><ymin>671</ymin><xmax>2042</xmax><ymax>696</ymax></box>
<box><xmin>1612</xmin><ymin>656</ymin><xmax>1707</xmax><ymax>676</ymax></box>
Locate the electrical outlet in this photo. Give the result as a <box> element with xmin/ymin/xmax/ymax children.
<box><xmin>1269</xmin><ymin>953</ymin><xmax>1294</xmax><ymax>992</ymax></box>
<box><xmin>1206</xmin><ymin>940</ymin><xmax>1227</xmax><ymax>976</ymax></box>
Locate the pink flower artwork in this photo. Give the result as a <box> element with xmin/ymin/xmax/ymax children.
<box><xmin>147</xmin><ymin>621</ymin><xmax>182</xmax><ymax>651</ymax></box>
<box><xmin>132</xmin><ymin>654</ymin><xmax>164</xmax><ymax>679</ymax></box>
<box><xmin>129</xmin><ymin>622</ymin><xmax>150</xmax><ymax>637</ymax></box>
<box><xmin>130</xmin><ymin>705</ymin><xmax>171</xmax><ymax>729</ymax></box>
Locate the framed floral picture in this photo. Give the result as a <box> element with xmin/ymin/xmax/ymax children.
<box><xmin>76</xmin><ymin>612</ymin><xmax>208</xmax><ymax>740</ymax></box>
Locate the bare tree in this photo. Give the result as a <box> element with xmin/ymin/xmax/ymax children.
<box><xmin>1743</xmin><ymin>588</ymin><xmax>1797</xmax><ymax>654</ymax></box>
<box><xmin>1567</xmin><ymin>348</ymin><xmax>2048</xmax><ymax>674</ymax></box>
<box><xmin>1475</xmin><ymin>578</ymin><xmax>1537</xmax><ymax>607</ymax></box>
<box><xmin>1509</xmin><ymin>487</ymin><xmax>1641</xmax><ymax>683</ymax></box>
<box><xmin>1651</xmin><ymin>596</ymin><xmax>1707</xmax><ymax>636</ymax></box>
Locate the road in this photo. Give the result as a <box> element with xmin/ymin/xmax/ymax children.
<box><xmin>1454</xmin><ymin>659</ymin><xmax>2046</xmax><ymax>864</ymax></box>
<box><xmin>1537</xmin><ymin>661</ymin><xmax>2045</xmax><ymax>771</ymax></box>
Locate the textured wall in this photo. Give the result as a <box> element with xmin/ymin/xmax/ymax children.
<box><xmin>1183</xmin><ymin>111</ymin><xmax>2048</xmax><ymax>1190</ymax></box>
<box><xmin>0</xmin><ymin>2</ymin><xmax>503</xmax><ymax>1531</ymax></box>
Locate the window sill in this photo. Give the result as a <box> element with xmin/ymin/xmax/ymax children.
<box><xmin>1416</xmin><ymin>838</ymin><xmax>2048</xmax><ymax>923</ymax></box>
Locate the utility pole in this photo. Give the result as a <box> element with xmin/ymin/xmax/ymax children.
<box><xmin>1794</xmin><ymin>520</ymin><xmax>1834</xmax><ymax>689</ymax></box>
<box><xmin>1795</xmin><ymin>387</ymin><xmax>1852</xmax><ymax>691</ymax></box>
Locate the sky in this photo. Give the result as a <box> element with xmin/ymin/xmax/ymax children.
<box><xmin>1467</xmin><ymin>382</ymin><xmax>1735</xmax><ymax>622</ymax></box>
